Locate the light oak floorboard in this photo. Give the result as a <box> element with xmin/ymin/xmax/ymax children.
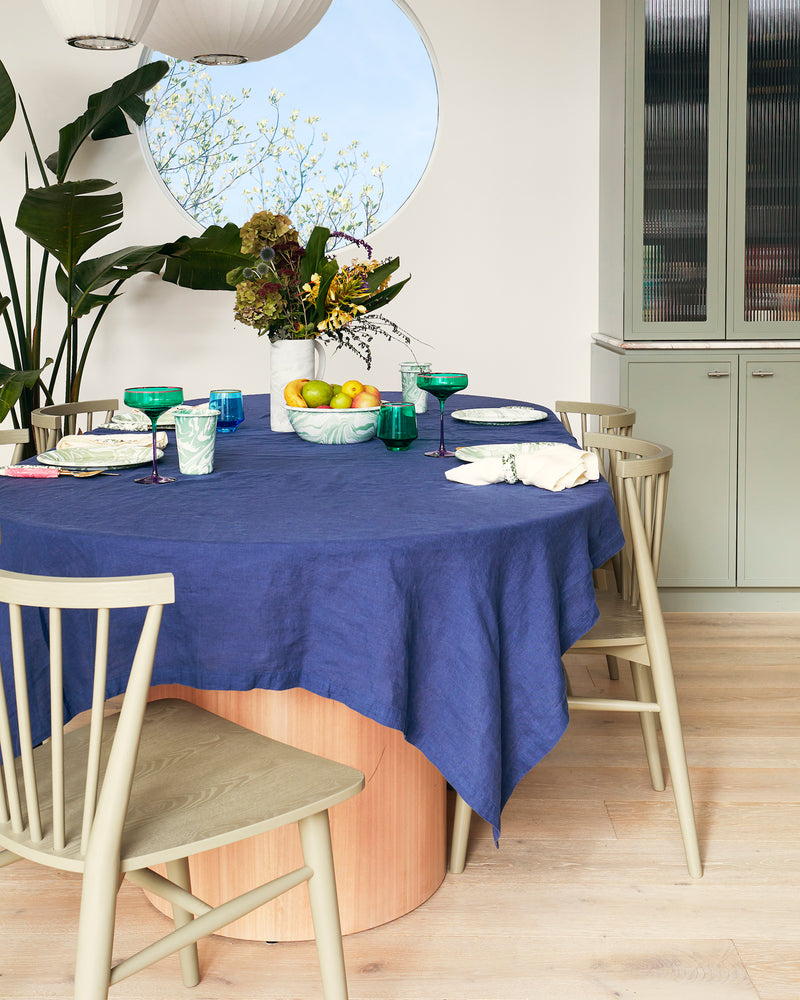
<box><xmin>2</xmin><ymin>612</ymin><xmax>799</xmax><ymax>999</ymax></box>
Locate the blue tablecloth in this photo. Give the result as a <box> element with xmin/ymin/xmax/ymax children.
<box><xmin>0</xmin><ymin>393</ymin><xmax>624</xmax><ymax>839</ymax></box>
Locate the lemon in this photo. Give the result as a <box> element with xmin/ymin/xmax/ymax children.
<box><xmin>301</xmin><ymin>380</ymin><xmax>334</xmax><ymax>408</ymax></box>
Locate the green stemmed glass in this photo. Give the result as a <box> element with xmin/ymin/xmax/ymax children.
<box><xmin>123</xmin><ymin>386</ymin><xmax>184</xmax><ymax>484</ymax></box>
<box><xmin>416</xmin><ymin>372</ymin><xmax>468</xmax><ymax>457</ymax></box>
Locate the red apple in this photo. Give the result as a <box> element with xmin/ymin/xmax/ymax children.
<box><xmin>351</xmin><ymin>391</ymin><xmax>381</xmax><ymax>408</ymax></box>
<box><xmin>362</xmin><ymin>384</ymin><xmax>381</xmax><ymax>402</ymax></box>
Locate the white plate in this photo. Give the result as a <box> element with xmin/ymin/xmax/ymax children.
<box><xmin>455</xmin><ymin>441</ymin><xmax>563</xmax><ymax>462</ymax></box>
<box><xmin>451</xmin><ymin>406</ymin><xmax>548</xmax><ymax>426</ymax></box>
<box><xmin>37</xmin><ymin>444</ymin><xmax>164</xmax><ymax>471</ymax></box>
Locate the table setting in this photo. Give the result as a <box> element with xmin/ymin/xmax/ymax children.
<box><xmin>0</xmin><ymin>382</ymin><xmax>624</xmax><ymax>818</ymax></box>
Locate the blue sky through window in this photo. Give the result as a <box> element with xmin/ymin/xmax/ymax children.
<box><xmin>144</xmin><ymin>0</ymin><xmax>437</xmax><ymax>233</ymax></box>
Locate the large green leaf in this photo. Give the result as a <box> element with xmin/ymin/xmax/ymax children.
<box><xmin>16</xmin><ymin>180</ymin><xmax>123</xmax><ymax>269</ymax></box>
<box><xmin>159</xmin><ymin>224</ymin><xmax>250</xmax><ymax>290</ymax></box>
<box><xmin>365</xmin><ymin>257</ymin><xmax>400</xmax><ymax>293</ymax></box>
<box><xmin>55</xmin><ymin>245</ymin><xmax>164</xmax><ymax>315</ymax></box>
<box><xmin>0</xmin><ymin>361</ymin><xmax>51</xmax><ymax>423</ymax></box>
<box><xmin>0</xmin><ymin>59</ymin><xmax>16</xmax><ymax>143</ymax></box>
<box><xmin>45</xmin><ymin>60</ymin><xmax>169</xmax><ymax>181</ymax></box>
<box><xmin>360</xmin><ymin>274</ymin><xmax>411</xmax><ymax>313</ymax></box>
<box><xmin>300</xmin><ymin>225</ymin><xmax>331</xmax><ymax>284</ymax></box>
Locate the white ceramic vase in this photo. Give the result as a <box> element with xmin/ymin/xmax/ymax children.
<box><xmin>269</xmin><ymin>338</ymin><xmax>326</xmax><ymax>432</ymax></box>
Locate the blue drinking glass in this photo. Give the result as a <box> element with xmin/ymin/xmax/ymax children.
<box><xmin>209</xmin><ymin>390</ymin><xmax>244</xmax><ymax>433</ymax></box>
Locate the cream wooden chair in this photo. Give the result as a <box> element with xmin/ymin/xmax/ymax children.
<box><xmin>555</xmin><ymin>400</ymin><xmax>636</xmax><ymax>447</ymax></box>
<box><xmin>450</xmin><ymin>435</ymin><xmax>701</xmax><ymax>880</ymax></box>
<box><xmin>0</xmin><ymin>428</ymin><xmax>29</xmax><ymax>465</ymax></box>
<box><xmin>555</xmin><ymin>401</ymin><xmax>636</xmax><ymax>679</ymax></box>
<box><xmin>30</xmin><ymin>399</ymin><xmax>118</xmax><ymax>453</ymax></box>
<box><xmin>0</xmin><ymin>568</ymin><xmax>364</xmax><ymax>1000</ymax></box>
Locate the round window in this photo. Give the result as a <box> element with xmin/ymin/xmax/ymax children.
<box><xmin>139</xmin><ymin>0</ymin><xmax>438</xmax><ymax>242</ymax></box>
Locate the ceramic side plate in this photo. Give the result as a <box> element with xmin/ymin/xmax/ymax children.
<box><xmin>450</xmin><ymin>407</ymin><xmax>548</xmax><ymax>425</ymax></box>
<box><xmin>455</xmin><ymin>441</ymin><xmax>563</xmax><ymax>462</ymax></box>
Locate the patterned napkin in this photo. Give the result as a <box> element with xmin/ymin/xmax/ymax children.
<box><xmin>57</xmin><ymin>432</ymin><xmax>168</xmax><ymax>450</ymax></box>
<box><xmin>1</xmin><ymin>465</ymin><xmax>60</xmax><ymax>478</ymax></box>
<box><xmin>103</xmin><ymin>408</ymin><xmax>180</xmax><ymax>431</ymax></box>
<box><xmin>445</xmin><ymin>444</ymin><xmax>600</xmax><ymax>491</ymax></box>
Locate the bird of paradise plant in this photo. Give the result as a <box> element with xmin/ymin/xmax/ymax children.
<box><xmin>0</xmin><ymin>58</ymin><xmax>253</xmax><ymax>446</ymax></box>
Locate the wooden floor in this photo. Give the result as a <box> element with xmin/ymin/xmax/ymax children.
<box><xmin>2</xmin><ymin>613</ymin><xmax>799</xmax><ymax>999</ymax></box>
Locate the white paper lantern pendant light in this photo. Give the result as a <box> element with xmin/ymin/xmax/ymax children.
<box><xmin>40</xmin><ymin>0</ymin><xmax>162</xmax><ymax>50</ymax></box>
<box><xmin>40</xmin><ymin>0</ymin><xmax>333</xmax><ymax>64</ymax></box>
<box><xmin>141</xmin><ymin>0</ymin><xmax>334</xmax><ymax>65</ymax></box>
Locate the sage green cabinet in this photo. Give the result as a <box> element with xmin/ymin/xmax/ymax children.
<box><xmin>599</xmin><ymin>0</ymin><xmax>800</xmax><ymax>343</ymax></box>
<box><xmin>738</xmin><ymin>357</ymin><xmax>800</xmax><ymax>584</ymax></box>
<box><xmin>593</xmin><ymin>345</ymin><xmax>800</xmax><ymax>588</ymax></box>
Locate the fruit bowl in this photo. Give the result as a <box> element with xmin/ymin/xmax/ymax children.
<box><xmin>286</xmin><ymin>405</ymin><xmax>381</xmax><ymax>444</ymax></box>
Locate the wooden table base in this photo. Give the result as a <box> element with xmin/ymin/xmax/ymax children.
<box><xmin>146</xmin><ymin>685</ymin><xmax>447</xmax><ymax>941</ymax></box>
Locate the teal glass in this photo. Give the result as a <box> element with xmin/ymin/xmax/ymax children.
<box><xmin>377</xmin><ymin>401</ymin><xmax>418</xmax><ymax>451</ymax></box>
<box><xmin>123</xmin><ymin>386</ymin><xmax>184</xmax><ymax>484</ymax></box>
<box><xmin>209</xmin><ymin>389</ymin><xmax>244</xmax><ymax>432</ymax></box>
<box><xmin>416</xmin><ymin>372</ymin><xmax>468</xmax><ymax>457</ymax></box>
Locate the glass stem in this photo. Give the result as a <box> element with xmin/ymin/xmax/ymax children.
<box><xmin>151</xmin><ymin>418</ymin><xmax>159</xmax><ymax>478</ymax></box>
<box><xmin>438</xmin><ymin>398</ymin><xmax>446</xmax><ymax>456</ymax></box>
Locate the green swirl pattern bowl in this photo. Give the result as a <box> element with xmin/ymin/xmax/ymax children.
<box><xmin>286</xmin><ymin>405</ymin><xmax>380</xmax><ymax>444</ymax></box>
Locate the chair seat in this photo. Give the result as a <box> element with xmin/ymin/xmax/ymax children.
<box><xmin>571</xmin><ymin>589</ymin><xmax>647</xmax><ymax>649</ymax></box>
<box><xmin>1</xmin><ymin>699</ymin><xmax>364</xmax><ymax>872</ymax></box>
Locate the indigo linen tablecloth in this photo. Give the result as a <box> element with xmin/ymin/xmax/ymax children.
<box><xmin>0</xmin><ymin>394</ymin><xmax>624</xmax><ymax>840</ymax></box>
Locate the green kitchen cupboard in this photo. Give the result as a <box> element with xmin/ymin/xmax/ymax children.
<box><xmin>595</xmin><ymin>0</ymin><xmax>800</xmax><ymax>605</ymax></box>
<box><xmin>599</xmin><ymin>0</ymin><xmax>800</xmax><ymax>344</ymax></box>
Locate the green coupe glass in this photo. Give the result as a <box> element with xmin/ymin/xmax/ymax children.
<box><xmin>123</xmin><ymin>386</ymin><xmax>184</xmax><ymax>484</ymax></box>
<box><xmin>416</xmin><ymin>372</ymin><xmax>468</xmax><ymax>457</ymax></box>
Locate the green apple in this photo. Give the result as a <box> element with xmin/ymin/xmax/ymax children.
<box><xmin>301</xmin><ymin>379</ymin><xmax>334</xmax><ymax>408</ymax></box>
<box><xmin>330</xmin><ymin>392</ymin><xmax>352</xmax><ymax>409</ymax></box>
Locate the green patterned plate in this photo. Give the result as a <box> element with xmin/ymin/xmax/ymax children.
<box><xmin>37</xmin><ymin>444</ymin><xmax>163</xmax><ymax>471</ymax></box>
<box><xmin>451</xmin><ymin>407</ymin><xmax>548</xmax><ymax>425</ymax></box>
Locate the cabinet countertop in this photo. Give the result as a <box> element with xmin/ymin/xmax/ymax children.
<box><xmin>594</xmin><ymin>335</ymin><xmax>800</xmax><ymax>351</ymax></box>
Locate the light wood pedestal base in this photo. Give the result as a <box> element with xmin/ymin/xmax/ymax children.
<box><xmin>146</xmin><ymin>685</ymin><xmax>447</xmax><ymax>941</ymax></box>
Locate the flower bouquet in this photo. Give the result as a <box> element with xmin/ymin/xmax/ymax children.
<box><xmin>227</xmin><ymin>211</ymin><xmax>412</xmax><ymax>368</ymax></box>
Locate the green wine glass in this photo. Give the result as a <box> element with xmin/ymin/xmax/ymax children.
<box><xmin>123</xmin><ymin>386</ymin><xmax>184</xmax><ymax>484</ymax></box>
<box><xmin>416</xmin><ymin>372</ymin><xmax>468</xmax><ymax>457</ymax></box>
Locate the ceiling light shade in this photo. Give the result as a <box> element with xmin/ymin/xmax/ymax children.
<box><xmin>40</xmin><ymin>0</ymin><xmax>162</xmax><ymax>50</ymax></box>
<box><xmin>140</xmin><ymin>0</ymin><xmax>332</xmax><ymax>65</ymax></box>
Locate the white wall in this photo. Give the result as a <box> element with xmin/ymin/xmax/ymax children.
<box><xmin>0</xmin><ymin>0</ymin><xmax>601</xmax><ymax>438</ymax></box>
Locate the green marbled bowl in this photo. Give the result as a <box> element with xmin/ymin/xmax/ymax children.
<box><xmin>286</xmin><ymin>405</ymin><xmax>380</xmax><ymax>444</ymax></box>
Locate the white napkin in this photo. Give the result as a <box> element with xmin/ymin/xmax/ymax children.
<box><xmin>445</xmin><ymin>444</ymin><xmax>600</xmax><ymax>491</ymax></box>
<box><xmin>57</xmin><ymin>432</ymin><xmax>168</xmax><ymax>450</ymax></box>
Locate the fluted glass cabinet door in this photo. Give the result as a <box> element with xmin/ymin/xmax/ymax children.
<box><xmin>627</xmin><ymin>0</ymin><xmax>729</xmax><ymax>340</ymax></box>
<box><xmin>727</xmin><ymin>0</ymin><xmax>800</xmax><ymax>338</ymax></box>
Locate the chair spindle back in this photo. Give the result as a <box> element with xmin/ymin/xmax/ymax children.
<box><xmin>0</xmin><ymin>571</ymin><xmax>174</xmax><ymax>861</ymax></box>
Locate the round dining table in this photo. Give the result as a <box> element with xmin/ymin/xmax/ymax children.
<box><xmin>0</xmin><ymin>392</ymin><xmax>624</xmax><ymax>940</ymax></box>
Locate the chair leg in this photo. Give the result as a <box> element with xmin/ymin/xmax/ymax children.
<box><xmin>73</xmin><ymin>861</ymin><xmax>121</xmax><ymax>1000</ymax></box>
<box><xmin>165</xmin><ymin>858</ymin><xmax>201</xmax><ymax>988</ymax></box>
<box><xmin>298</xmin><ymin>811</ymin><xmax>349</xmax><ymax>1000</ymax></box>
<box><xmin>606</xmin><ymin>655</ymin><xmax>621</xmax><ymax>680</ymax></box>
<box><xmin>647</xmin><ymin>643</ymin><xmax>702</xmax><ymax>878</ymax></box>
<box><xmin>449</xmin><ymin>793</ymin><xmax>472</xmax><ymax>874</ymax></box>
<box><xmin>630</xmin><ymin>662</ymin><xmax>664</xmax><ymax>791</ymax></box>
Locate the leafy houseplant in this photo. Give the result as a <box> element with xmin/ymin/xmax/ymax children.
<box><xmin>227</xmin><ymin>210</ymin><xmax>412</xmax><ymax>368</ymax></box>
<box><xmin>0</xmin><ymin>58</ymin><xmax>252</xmax><ymax>440</ymax></box>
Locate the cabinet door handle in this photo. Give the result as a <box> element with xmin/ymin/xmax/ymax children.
<box><xmin>706</xmin><ymin>370</ymin><xmax>730</xmax><ymax>377</ymax></box>
<box><xmin>751</xmin><ymin>370</ymin><xmax>774</xmax><ymax>377</ymax></box>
